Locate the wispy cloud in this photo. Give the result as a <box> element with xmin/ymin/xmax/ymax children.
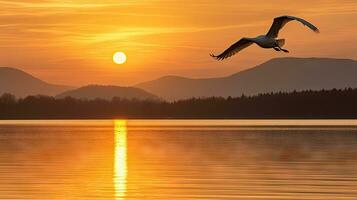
<box><xmin>76</xmin><ymin>23</ymin><xmax>263</xmax><ymax>44</ymax></box>
<box><xmin>0</xmin><ymin>1</ymin><xmax>113</xmax><ymax>9</ymax></box>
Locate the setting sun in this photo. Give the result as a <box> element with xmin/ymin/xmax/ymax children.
<box><xmin>113</xmin><ymin>52</ymin><xmax>127</xmax><ymax>65</ymax></box>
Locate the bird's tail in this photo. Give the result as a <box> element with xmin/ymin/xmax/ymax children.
<box><xmin>277</xmin><ymin>39</ymin><xmax>285</xmax><ymax>47</ymax></box>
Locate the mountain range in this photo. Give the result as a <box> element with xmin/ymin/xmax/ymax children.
<box><xmin>137</xmin><ymin>57</ymin><xmax>357</xmax><ymax>101</ymax></box>
<box><xmin>0</xmin><ymin>67</ymin><xmax>72</xmax><ymax>97</ymax></box>
<box><xmin>1</xmin><ymin>57</ymin><xmax>356</xmax><ymax>101</ymax></box>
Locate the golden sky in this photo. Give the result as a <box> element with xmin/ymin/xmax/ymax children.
<box><xmin>0</xmin><ymin>0</ymin><xmax>356</xmax><ymax>86</ymax></box>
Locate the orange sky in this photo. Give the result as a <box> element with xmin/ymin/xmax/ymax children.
<box><xmin>0</xmin><ymin>0</ymin><xmax>356</xmax><ymax>86</ymax></box>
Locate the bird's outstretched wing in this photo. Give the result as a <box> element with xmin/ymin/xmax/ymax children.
<box><xmin>210</xmin><ymin>38</ymin><xmax>254</xmax><ymax>60</ymax></box>
<box><xmin>266</xmin><ymin>15</ymin><xmax>319</xmax><ymax>38</ymax></box>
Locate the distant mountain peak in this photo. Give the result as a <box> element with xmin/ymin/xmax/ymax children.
<box><xmin>137</xmin><ymin>57</ymin><xmax>357</xmax><ymax>101</ymax></box>
<box><xmin>0</xmin><ymin>67</ymin><xmax>72</xmax><ymax>97</ymax></box>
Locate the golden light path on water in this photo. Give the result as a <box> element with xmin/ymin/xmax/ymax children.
<box><xmin>114</xmin><ymin>120</ymin><xmax>127</xmax><ymax>200</ymax></box>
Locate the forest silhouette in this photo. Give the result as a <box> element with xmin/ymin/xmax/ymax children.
<box><xmin>1</xmin><ymin>88</ymin><xmax>357</xmax><ymax>119</ymax></box>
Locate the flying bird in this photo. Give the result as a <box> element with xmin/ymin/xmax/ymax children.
<box><xmin>210</xmin><ymin>15</ymin><xmax>319</xmax><ymax>60</ymax></box>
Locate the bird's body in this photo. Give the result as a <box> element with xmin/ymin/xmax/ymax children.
<box><xmin>211</xmin><ymin>16</ymin><xmax>319</xmax><ymax>60</ymax></box>
<box><xmin>251</xmin><ymin>35</ymin><xmax>278</xmax><ymax>48</ymax></box>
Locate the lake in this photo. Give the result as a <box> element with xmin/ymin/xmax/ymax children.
<box><xmin>1</xmin><ymin>120</ymin><xmax>357</xmax><ymax>199</ymax></box>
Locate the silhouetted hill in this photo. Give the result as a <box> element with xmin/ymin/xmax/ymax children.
<box><xmin>56</xmin><ymin>85</ymin><xmax>159</xmax><ymax>100</ymax></box>
<box><xmin>136</xmin><ymin>57</ymin><xmax>357</xmax><ymax>101</ymax></box>
<box><xmin>0</xmin><ymin>67</ymin><xmax>72</xmax><ymax>97</ymax></box>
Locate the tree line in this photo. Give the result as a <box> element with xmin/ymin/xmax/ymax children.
<box><xmin>1</xmin><ymin>88</ymin><xmax>357</xmax><ymax>119</ymax></box>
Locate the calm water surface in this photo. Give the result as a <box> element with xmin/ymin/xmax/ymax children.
<box><xmin>0</xmin><ymin>120</ymin><xmax>357</xmax><ymax>199</ymax></box>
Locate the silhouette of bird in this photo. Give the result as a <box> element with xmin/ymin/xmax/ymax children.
<box><xmin>211</xmin><ymin>15</ymin><xmax>319</xmax><ymax>60</ymax></box>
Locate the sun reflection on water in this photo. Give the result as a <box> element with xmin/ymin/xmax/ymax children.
<box><xmin>114</xmin><ymin>120</ymin><xmax>127</xmax><ymax>200</ymax></box>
